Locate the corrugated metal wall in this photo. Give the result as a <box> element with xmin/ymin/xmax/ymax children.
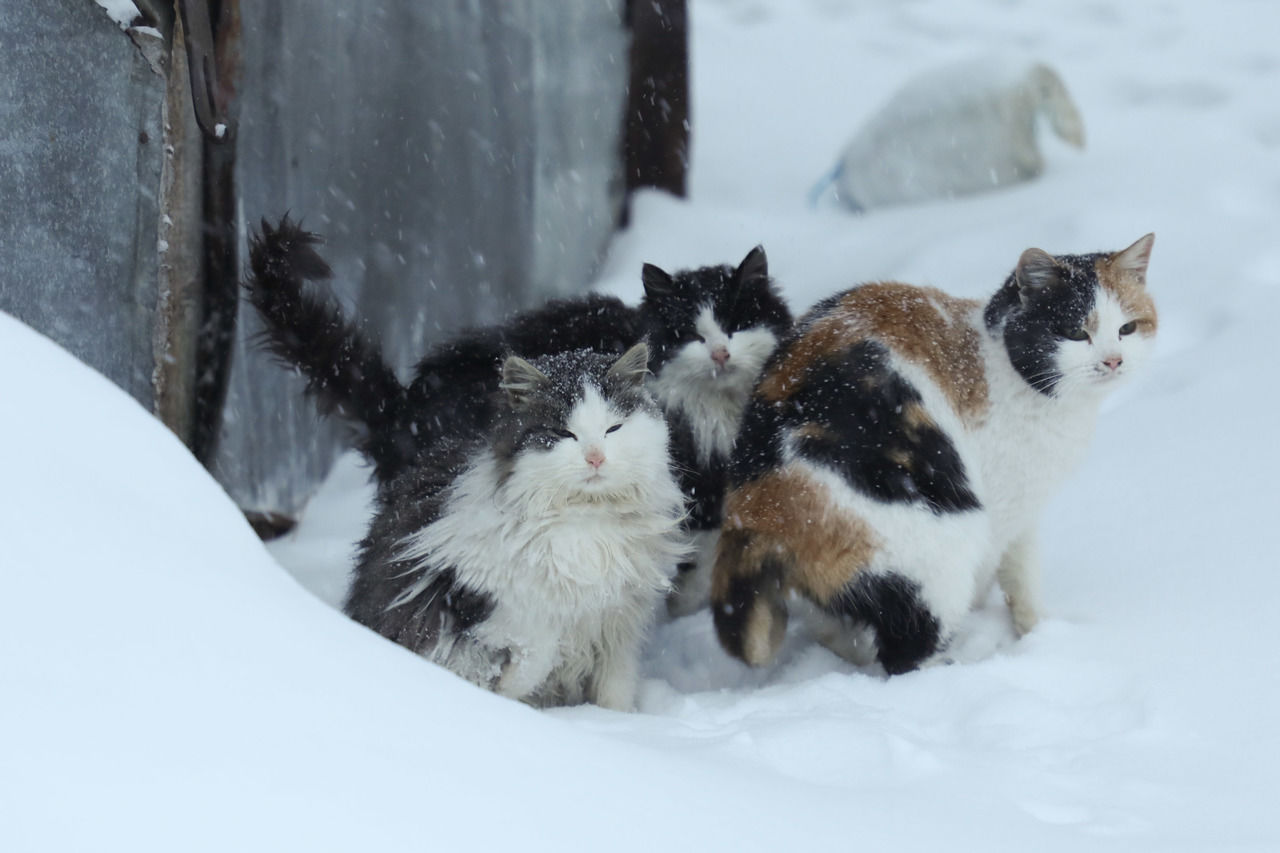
<box><xmin>216</xmin><ymin>1</ymin><xmax>630</xmax><ymax>520</ymax></box>
<box><xmin>0</xmin><ymin>0</ymin><xmax>166</xmax><ymax>412</ymax></box>
<box><xmin>1</xmin><ymin>0</ymin><xmax>633</xmax><ymax>524</ymax></box>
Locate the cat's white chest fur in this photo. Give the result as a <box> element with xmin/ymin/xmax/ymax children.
<box><xmin>874</xmin><ymin>309</ymin><xmax>1106</xmax><ymax>619</ymax></box>
<box><xmin>972</xmin><ymin>331</ymin><xmax>1100</xmax><ymax>556</ymax></box>
<box><xmin>398</xmin><ymin>450</ymin><xmax>685</xmax><ymax>707</ymax></box>
<box><xmin>651</xmin><ymin>306</ymin><xmax>778</xmax><ymax>464</ymax></box>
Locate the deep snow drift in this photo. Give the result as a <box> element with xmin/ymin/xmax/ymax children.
<box><xmin>5</xmin><ymin>1</ymin><xmax>1280</xmax><ymax>850</ymax></box>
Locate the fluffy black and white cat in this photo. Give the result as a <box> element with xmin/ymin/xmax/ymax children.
<box><xmin>712</xmin><ymin>234</ymin><xmax>1156</xmax><ymax>675</ymax></box>
<box><xmin>344</xmin><ymin>344</ymin><xmax>687</xmax><ymax>709</ymax></box>
<box><xmin>244</xmin><ymin>218</ymin><xmax>642</xmax><ymax>486</ymax></box>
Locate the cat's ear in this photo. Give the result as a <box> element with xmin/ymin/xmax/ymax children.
<box><xmin>606</xmin><ymin>342</ymin><xmax>651</xmax><ymax>389</ymax></box>
<box><xmin>1014</xmin><ymin>248</ymin><xmax>1060</xmax><ymax>302</ymax></box>
<box><xmin>642</xmin><ymin>264</ymin><xmax>676</xmax><ymax>300</ymax></box>
<box><xmin>1111</xmin><ymin>233</ymin><xmax>1155</xmax><ymax>286</ymax></box>
<box><xmin>734</xmin><ymin>245</ymin><xmax>769</xmax><ymax>289</ymax></box>
<box><xmin>500</xmin><ymin>356</ymin><xmax>550</xmax><ymax>408</ymax></box>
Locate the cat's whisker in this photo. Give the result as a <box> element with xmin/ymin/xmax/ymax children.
<box><xmin>666</xmin><ymin>460</ymin><xmax>700</xmax><ymax>478</ymax></box>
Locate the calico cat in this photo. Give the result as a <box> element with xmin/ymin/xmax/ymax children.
<box><xmin>712</xmin><ymin>234</ymin><xmax>1156</xmax><ymax>675</ymax></box>
<box><xmin>244</xmin><ymin>218</ymin><xmax>789</xmax><ymax>499</ymax></box>
<box><xmin>344</xmin><ymin>343</ymin><xmax>687</xmax><ymax>710</ymax></box>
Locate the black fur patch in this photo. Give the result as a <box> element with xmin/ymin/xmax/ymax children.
<box><xmin>727</xmin><ymin>396</ymin><xmax>787</xmax><ymax>488</ymax></box>
<box><xmin>642</xmin><ymin>252</ymin><xmax>791</xmax><ymax>373</ymax></box>
<box><xmin>381</xmin><ymin>567</ymin><xmax>497</xmax><ymax>652</ymax></box>
<box><xmin>346</xmin><ymin>550</ymin><xmax>499</xmax><ymax>655</ymax></box>
<box><xmin>790</xmin><ymin>341</ymin><xmax>980</xmax><ymax>514</ymax></box>
<box><xmin>342</xmin><ymin>435</ymin><xmax>502</xmax><ymax>659</ymax></box>
<box><xmin>984</xmin><ymin>252</ymin><xmax>1105</xmax><ymax>396</ymax></box>
<box><xmin>244</xmin><ymin>216</ymin><xmax>416</xmax><ymax>484</ymax></box>
<box><xmin>826</xmin><ymin>572</ymin><xmax>941</xmax><ymax>675</ymax></box>
<box><xmin>665</xmin><ymin>409</ymin><xmax>729</xmax><ymax>531</ymax></box>
<box><xmin>712</xmin><ymin>534</ymin><xmax>788</xmax><ymax>664</ymax></box>
<box><xmin>502</xmin><ymin>294</ymin><xmax>645</xmax><ymax>357</ymax></box>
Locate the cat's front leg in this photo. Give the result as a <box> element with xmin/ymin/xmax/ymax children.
<box><xmin>589</xmin><ymin>607</ymin><xmax>649</xmax><ymax>712</ymax></box>
<box><xmin>592</xmin><ymin>652</ymin><xmax>639</xmax><ymax>712</ymax></box>
<box><xmin>997</xmin><ymin>531</ymin><xmax>1041</xmax><ymax>636</ymax></box>
<box><xmin>494</xmin><ymin>642</ymin><xmax>559</xmax><ymax>704</ymax></box>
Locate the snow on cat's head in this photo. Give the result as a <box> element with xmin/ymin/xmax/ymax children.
<box><xmin>989</xmin><ymin>234</ymin><xmax>1157</xmax><ymax>400</ymax></box>
<box><xmin>496</xmin><ymin>344</ymin><xmax>674</xmax><ymax>507</ymax></box>
<box><xmin>639</xmin><ymin>246</ymin><xmax>791</xmax><ymax>401</ymax></box>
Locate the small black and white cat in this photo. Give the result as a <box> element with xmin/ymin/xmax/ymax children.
<box><xmin>639</xmin><ymin>255</ymin><xmax>792</xmax><ymax>616</ymax></box>
<box><xmin>712</xmin><ymin>234</ymin><xmax>1157</xmax><ymax>675</ymax></box>
<box><xmin>344</xmin><ymin>344</ymin><xmax>687</xmax><ymax>709</ymax></box>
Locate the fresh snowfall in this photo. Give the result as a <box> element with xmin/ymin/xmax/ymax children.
<box><xmin>5</xmin><ymin>1</ymin><xmax>1279</xmax><ymax>850</ymax></box>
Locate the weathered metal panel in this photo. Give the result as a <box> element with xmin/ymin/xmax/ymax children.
<box><xmin>215</xmin><ymin>0</ymin><xmax>630</xmax><ymax>518</ymax></box>
<box><xmin>0</xmin><ymin>0</ymin><xmax>165</xmax><ymax>410</ymax></box>
<box><xmin>0</xmin><ymin>1</ymin><xmax>632</xmax><ymax>524</ymax></box>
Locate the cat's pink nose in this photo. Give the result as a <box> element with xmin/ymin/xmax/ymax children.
<box><xmin>710</xmin><ymin>346</ymin><xmax>730</xmax><ymax>368</ymax></box>
<box><xmin>585</xmin><ymin>447</ymin><xmax>605</xmax><ymax>469</ymax></box>
<box><xmin>1102</xmin><ymin>355</ymin><xmax>1123</xmax><ymax>371</ymax></box>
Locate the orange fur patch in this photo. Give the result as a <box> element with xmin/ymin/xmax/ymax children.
<box><xmin>791</xmin><ymin>423</ymin><xmax>836</xmax><ymax>443</ymax></box>
<box><xmin>755</xmin><ymin>309</ymin><xmax>855</xmax><ymax>403</ymax></box>
<box><xmin>717</xmin><ymin>468</ymin><xmax>880</xmax><ymax>605</ymax></box>
<box><xmin>886</xmin><ymin>401</ymin><xmax>941</xmax><ymax>472</ymax></box>
<box><xmin>756</xmin><ymin>284</ymin><xmax>989</xmax><ymax>423</ymax></box>
<box><xmin>901</xmin><ymin>399</ymin><xmax>935</xmax><ymax>432</ymax></box>
<box><xmin>1096</xmin><ymin>256</ymin><xmax>1158</xmax><ymax>335</ymax></box>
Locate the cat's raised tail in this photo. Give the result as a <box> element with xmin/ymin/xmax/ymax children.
<box><xmin>245</xmin><ymin>215</ymin><xmax>414</xmax><ymax>482</ymax></box>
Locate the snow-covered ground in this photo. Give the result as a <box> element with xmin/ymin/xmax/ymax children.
<box><xmin>5</xmin><ymin>1</ymin><xmax>1280</xmax><ymax>849</ymax></box>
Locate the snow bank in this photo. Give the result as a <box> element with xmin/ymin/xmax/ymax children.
<box><xmin>92</xmin><ymin>0</ymin><xmax>140</xmax><ymax>30</ymax></box>
<box><xmin>0</xmin><ymin>314</ymin><xmax>827</xmax><ymax>851</ymax></box>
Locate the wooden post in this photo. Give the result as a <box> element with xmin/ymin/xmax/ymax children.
<box><xmin>178</xmin><ymin>0</ymin><xmax>242</xmax><ymax>466</ymax></box>
<box><xmin>624</xmin><ymin>0</ymin><xmax>689</xmax><ymax>211</ymax></box>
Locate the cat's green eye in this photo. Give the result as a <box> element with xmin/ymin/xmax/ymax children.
<box><xmin>549</xmin><ymin>428</ymin><xmax>577</xmax><ymax>441</ymax></box>
<box><xmin>1119</xmin><ymin>321</ymin><xmax>1138</xmax><ymax>336</ymax></box>
<box><xmin>1060</xmin><ymin>327</ymin><xmax>1090</xmax><ymax>342</ymax></box>
<box><xmin>606</xmin><ymin>424</ymin><xmax>622</xmax><ymax>434</ymax></box>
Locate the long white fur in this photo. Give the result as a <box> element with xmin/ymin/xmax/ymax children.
<box><xmin>393</xmin><ymin>385</ymin><xmax>688</xmax><ymax>710</ymax></box>
<box><xmin>800</xmin><ymin>291</ymin><xmax>1153</xmax><ymax>664</ymax></box>
<box><xmin>650</xmin><ymin>306</ymin><xmax>779</xmax><ymax>466</ymax></box>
